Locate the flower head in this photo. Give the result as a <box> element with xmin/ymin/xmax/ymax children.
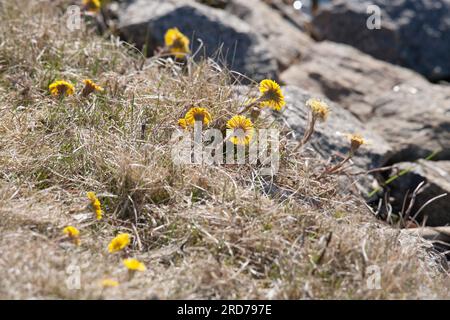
<box><xmin>108</xmin><ymin>233</ymin><xmax>131</xmax><ymax>253</ymax></box>
<box><xmin>123</xmin><ymin>258</ymin><xmax>146</xmax><ymax>272</ymax></box>
<box><xmin>63</xmin><ymin>226</ymin><xmax>80</xmax><ymax>237</ymax></box>
<box><xmin>259</xmin><ymin>79</ymin><xmax>285</xmax><ymax>111</ymax></box>
<box><xmin>184</xmin><ymin>107</ymin><xmax>212</xmax><ymax>127</ymax></box>
<box><xmin>178</xmin><ymin>118</ymin><xmax>188</xmax><ymax>129</ymax></box>
<box><xmin>82</xmin><ymin>0</ymin><xmax>101</xmax><ymax>13</ymax></box>
<box><xmin>87</xmin><ymin>191</ymin><xmax>103</xmax><ymax>221</ymax></box>
<box><xmin>63</xmin><ymin>226</ymin><xmax>80</xmax><ymax>246</ymax></box>
<box><xmin>49</xmin><ymin>80</ymin><xmax>74</xmax><ymax>97</ymax></box>
<box><xmin>100</xmin><ymin>278</ymin><xmax>119</xmax><ymax>288</ymax></box>
<box><xmin>306</xmin><ymin>98</ymin><xmax>330</xmax><ymax>122</ymax></box>
<box><xmin>226</xmin><ymin>115</ymin><xmax>254</xmax><ymax>145</ymax></box>
<box><xmin>82</xmin><ymin>79</ymin><xmax>104</xmax><ymax>97</ymax></box>
<box><xmin>346</xmin><ymin>133</ymin><xmax>366</xmax><ymax>151</ymax></box>
<box><xmin>164</xmin><ymin>28</ymin><xmax>190</xmax><ymax>59</ymax></box>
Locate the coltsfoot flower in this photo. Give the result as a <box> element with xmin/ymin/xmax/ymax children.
<box><xmin>49</xmin><ymin>80</ymin><xmax>74</xmax><ymax>97</ymax></box>
<box><xmin>306</xmin><ymin>98</ymin><xmax>330</xmax><ymax>122</ymax></box>
<box><xmin>87</xmin><ymin>191</ymin><xmax>103</xmax><ymax>220</ymax></box>
<box><xmin>184</xmin><ymin>107</ymin><xmax>212</xmax><ymax>126</ymax></box>
<box><xmin>82</xmin><ymin>79</ymin><xmax>104</xmax><ymax>97</ymax></box>
<box><xmin>164</xmin><ymin>28</ymin><xmax>191</xmax><ymax>59</ymax></box>
<box><xmin>82</xmin><ymin>0</ymin><xmax>101</xmax><ymax>13</ymax></box>
<box><xmin>108</xmin><ymin>233</ymin><xmax>131</xmax><ymax>253</ymax></box>
<box><xmin>63</xmin><ymin>226</ymin><xmax>80</xmax><ymax>246</ymax></box>
<box><xmin>318</xmin><ymin>133</ymin><xmax>367</xmax><ymax>178</ymax></box>
<box><xmin>178</xmin><ymin>118</ymin><xmax>188</xmax><ymax>129</ymax></box>
<box><xmin>259</xmin><ymin>79</ymin><xmax>285</xmax><ymax>111</ymax></box>
<box><xmin>346</xmin><ymin>133</ymin><xmax>366</xmax><ymax>151</ymax></box>
<box><xmin>226</xmin><ymin>115</ymin><xmax>254</xmax><ymax>145</ymax></box>
<box><xmin>123</xmin><ymin>258</ymin><xmax>146</xmax><ymax>272</ymax></box>
<box><xmin>100</xmin><ymin>278</ymin><xmax>119</xmax><ymax>288</ymax></box>
<box><xmin>293</xmin><ymin>98</ymin><xmax>330</xmax><ymax>152</ymax></box>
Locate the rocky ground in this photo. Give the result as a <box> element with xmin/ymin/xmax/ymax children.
<box><xmin>0</xmin><ymin>0</ymin><xmax>449</xmax><ymax>299</ymax></box>
<box><xmin>115</xmin><ymin>0</ymin><xmax>450</xmax><ymax>247</ymax></box>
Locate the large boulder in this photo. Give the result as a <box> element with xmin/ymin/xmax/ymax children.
<box><xmin>224</xmin><ymin>0</ymin><xmax>312</xmax><ymax>71</ymax></box>
<box><xmin>311</xmin><ymin>0</ymin><xmax>450</xmax><ymax>81</ymax></box>
<box><xmin>118</xmin><ymin>0</ymin><xmax>278</xmax><ymax>81</ymax></box>
<box><xmin>280</xmin><ymin>41</ymin><xmax>450</xmax><ymax>164</ymax></box>
<box><xmin>387</xmin><ymin>160</ymin><xmax>450</xmax><ymax>227</ymax></box>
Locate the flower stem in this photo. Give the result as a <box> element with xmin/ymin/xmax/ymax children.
<box><xmin>318</xmin><ymin>151</ymin><xmax>355</xmax><ymax>179</ymax></box>
<box><xmin>293</xmin><ymin>114</ymin><xmax>316</xmax><ymax>152</ymax></box>
<box><xmin>238</xmin><ymin>98</ymin><xmax>262</xmax><ymax>115</ymax></box>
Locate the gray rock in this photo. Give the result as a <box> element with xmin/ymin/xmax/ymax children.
<box><xmin>225</xmin><ymin>0</ymin><xmax>312</xmax><ymax>71</ymax></box>
<box><xmin>405</xmin><ymin>226</ymin><xmax>450</xmax><ymax>256</ymax></box>
<box><xmin>311</xmin><ymin>0</ymin><xmax>450</xmax><ymax>81</ymax></box>
<box><xmin>118</xmin><ymin>0</ymin><xmax>278</xmax><ymax>81</ymax></box>
<box><xmin>407</xmin><ymin>226</ymin><xmax>450</xmax><ymax>242</ymax></box>
<box><xmin>195</xmin><ymin>0</ymin><xmax>228</xmax><ymax>9</ymax></box>
<box><xmin>281</xmin><ymin>86</ymin><xmax>392</xmax><ymax>193</ymax></box>
<box><xmin>253</xmin><ymin>0</ymin><xmax>312</xmax><ymax>30</ymax></box>
<box><xmin>388</xmin><ymin>160</ymin><xmax>450</xmax><ymax>226</ymax></box>
<box><xmin>280</xmin><ymin>41</ymin><xmax>450</xmax><ymax>163</ymax></box>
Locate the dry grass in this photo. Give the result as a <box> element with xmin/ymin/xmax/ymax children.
<box><xmin>0</xmin><ymin>0</ymin><xmax>449</xmax><ymax>299</ymax></box>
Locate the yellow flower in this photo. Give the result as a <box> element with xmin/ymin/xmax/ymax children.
<box><xmin>49</xmin><ymin>80</ymin><xmax>74</xmax><ymax>97</ymax></box>
<box><xmin>108</xmin><ymin>233</ymin><xmax>131</xmax><ymax>253</ymax></box>
<box><xmin>87</xmin><ymin>191</ymin><xmax>103</xmax><ymax>221</ymax></box>
<box><xmin>178</xmin><ymin>118</ymin><xmax>188</xmax><ymax>129</ymax></box>
<box><xmin>82</xmin><ymin>0</ymin><xmax>101</xmax><ymax>13</ymax></box>
<box><xmin>82</xmin><ymin>79</ymin><xmax>104</xmax><ymax>97</ymax></box>
<box><xmin>184</xmin><ymin>107</ymin><xmax>212</xmax><ymax>126</ymax></box>
<box><xmin>306</xmin><ymin>98</ymin><xmax>330</xmax><ymax>122</ymax></box>
<box><xmin>226</xmin><ymin>115</ymin><xmax>254</xmax><ymax>145</ymax></box>
<box><xmin>63</xmin><ymin>226</ymin><xmax>80</xmax><ymax>237</ymax></box>
<box><xmin>346</xmin><ymin>133</ymin><xmax>366</xmax><ymax>150</ymax></box>
<box><xmin>100</xmin><ymin>278</ymin><xmax>119</xmax><ymax>288</ymax></box>
<box><xmin>259</xmin><ymin>79</ymin><xmax>285</xmax><ymax>111</ymax></box>
<box><xmin>63</xmin><ymin>226</ymin><xmax>80</xmax><ymax>246</ymax></box>
<box><xmin>164</xmin><ymin>28</ymin><xmax>191</xmax><ymax>59</ymax></box>
<box><xmin>123</xmin><ymin>258</ymin><xmax>146</xmax><ymax>272</ymax></box>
